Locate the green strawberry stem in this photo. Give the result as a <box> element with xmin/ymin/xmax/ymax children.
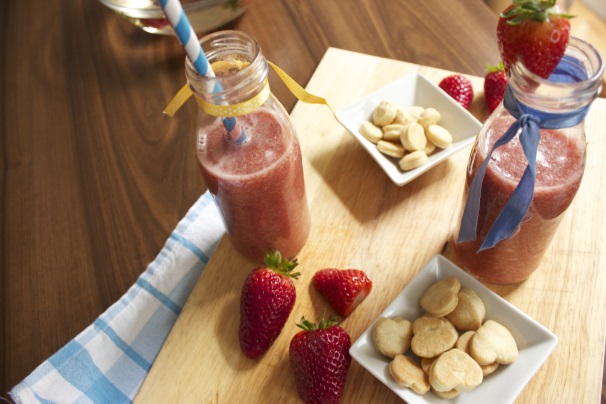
<box><xmin>264</xmin><ymin>250</ymin><xmax>301</xmax><ymax>279</ymax></box>
<box><xmin>501</xmin><ymin>0</ymin><xmax>574</xmax><ymax>24</ymax></box>
<box><xmin>486</xmin><ymin>61</ymin><xmax>505</xmax><ymax>73</ymax></box>
<box><xmin>296</xmin><ymin>309</ymin><xmax>339</xmax><ymax>332</ymax></box>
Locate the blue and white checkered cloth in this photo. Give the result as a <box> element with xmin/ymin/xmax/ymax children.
<box><xmin>9</xmin><ymin>191</ymin><xmax>225</xmax><ymax>404</ymax></box>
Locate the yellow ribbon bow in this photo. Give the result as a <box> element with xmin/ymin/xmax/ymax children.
<box><xmin>163</xmin><ymin>61</ymin><xmax>337</xmax><ymax>119</ymax></box>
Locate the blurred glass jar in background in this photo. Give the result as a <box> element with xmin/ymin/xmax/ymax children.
<box><xmin>98</xmin><ymin>0</ymin><xmax>253</xmax><ymax>35</ymax></box>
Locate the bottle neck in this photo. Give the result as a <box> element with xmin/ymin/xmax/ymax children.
<box><xmin>185</xmin><ymin>30</ymin><xmax>268</xmax><ymax>106</ymax></box>
<box><xmin>508</xmin><ymin>37</ymin><xmax>604</xmax><ymax>114</ymax></box>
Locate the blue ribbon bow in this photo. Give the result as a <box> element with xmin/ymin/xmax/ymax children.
<box><xmin>458</xmin><ymin>59</ymin><xmax>591</xmax><ymax>251</ymax></box>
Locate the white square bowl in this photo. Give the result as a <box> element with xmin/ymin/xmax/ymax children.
<box><xmin>335</xmin><ymin>73</ymin><xmax>482</xmax><ymax>186</ymax></box>
<box><xmin>349</xmin><ymin>255</ymin><xmax>558</xmax><ymax>403</ymax></box>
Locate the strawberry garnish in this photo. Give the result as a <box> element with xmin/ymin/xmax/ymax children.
<box><xmin>289</xmin><ymin>310</ymin><xmax>352</xmax><ymax>404</ymax></box>
<box><xmin>497</xmin><ymin>0</ymin><xmax>573</xmax><ymax>78</ymax></box>
<box><xmin>239</xmin><ymin>250</ymin><xmax>300</xmax><ymax>359</ymax></box>
<box><xmin>438</xmin><ymin>74</ymin><xmax>474</xmax><ymax>110</ymax></box>
<box><xmin>484</xmin><ymin>62</ymin><xmax>509</xmax><ymax>112</ymax></box>
<box><xmin>312</xmin><ymin>268</ymin><xmax>372</xmax><ymax>317</ymax></box>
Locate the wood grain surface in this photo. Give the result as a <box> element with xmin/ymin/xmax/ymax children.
<box><xmin>136</xmin><ymin>48</ymin><xmax>606</xmax><ymax>403</ymax></box>
<box><xmin>0</xmin><ymin>0</ymin><xmax>501</xmax><ymax>395</ymax></box>
<box><xmin>3</xmin><ymin>0</ymin><xmax>605</xmax><ymax>401</ymax></box>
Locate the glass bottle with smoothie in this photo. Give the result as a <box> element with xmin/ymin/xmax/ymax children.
<box><xmin>453</xmin><ymin>37</ymin><xmax>603</xmax><ymax>284</ymax></box>
<box><xmin>185</xmin><ymin>31</ymin><xmax>310</xmax><ymax>263</ymax></box>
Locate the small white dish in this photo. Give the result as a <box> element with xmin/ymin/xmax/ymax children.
<box><xmin>349</xmin><ymin>255</ymin><xmax>558</xmax><ymax>403</ymax></box>
<box><xmin>335</xmin><ymin>73</ymin><xmax>482</xmax><ymax>186</ymax></box>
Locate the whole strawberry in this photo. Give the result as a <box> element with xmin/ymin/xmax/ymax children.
<box><xmin>239</xmin><ymin>250</ymin><xmax>300</xmax><ymax>359</ymax></box>
<box><xmin>438</xmin><ymin>74</ymin><xmax>474</xmax><ymax>110</ymax></box>
<box><xmin>497</xmin><ymin>0</ymin><xmax>572</xmax><ymax>78</ymax></box>
<box><xmin>484</xmin><ymin>62</ymin><xmax>508</xmax><ymax>112</ymax></box>
<box><xmin>289</xmin><ymin>311</ymin><xmax>352</xmax><ymax>404</ymax></box>
<box><xmin>312</xmin><ymin>268</ymin><xmax>372</xmax><ymax>317</ymax></box>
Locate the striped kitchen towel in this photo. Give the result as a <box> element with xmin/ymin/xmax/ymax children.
<box><xmin>9</xmin><ymin>191</ymin><xmax>225</xmax><ymax>404</ymax></box>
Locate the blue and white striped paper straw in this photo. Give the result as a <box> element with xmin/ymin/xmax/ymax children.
<box><xmin>159</xmin><ymin>0</ymin><xmax>245</xmax><ymax>142</ymax></box>
<box><xmin>159</xmin><ymin>0</ymin><xmax>211</xmax><ymax>75</ymax></box>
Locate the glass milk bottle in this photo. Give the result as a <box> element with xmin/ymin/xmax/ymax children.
<box><xmin>185</xmin><ymin>30</ymin><xmax>310</xmax><ymax>263</ymax></box>
<box><xmin>453</xmin><ymin>37</ymin><xmax>603</xmax><ymax>284</ymax></box>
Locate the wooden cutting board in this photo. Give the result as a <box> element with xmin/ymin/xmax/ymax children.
<box><xmin>136</xmin><ymin>48</ymin><xmax>606</xmax><ymax>403</ymax></box>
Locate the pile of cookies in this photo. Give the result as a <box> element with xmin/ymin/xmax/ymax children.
<box><xmin>358</xmin><ymin>101</ymin><xmax>454</xmax><ymax>171</ymax></box>
<box><xmin>371</xmin><ymin>277</ymin><xmax>518</xmax><ymax>399</ymax></box>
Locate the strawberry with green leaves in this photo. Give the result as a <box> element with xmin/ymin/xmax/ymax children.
<box><xmin>289</xmin><ymin>311</ymin><xmax>352</xmax><ymax>404</ymax></box>
<box><xmin>484</xmin><ymin>62</ymin><xmax>509</xmax><ymax>112</ymax></box>
<box><xmin>312</xmin><ymin>268</ymin><xmax>372</xmax><ymax>317</ymax></box>
<box><xmin>497</xmin><ymin>0</ymin><xmax>572</xmax><ymax>78</ymax></box>
<box><xmin>239</xmin><ymin>250</ymin><xmax>299</xmax><ymax>359</ymax></box>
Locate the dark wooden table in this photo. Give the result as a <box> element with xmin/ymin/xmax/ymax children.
<box><xmin>5</xmin><ymin>0</ymin><xmax>599</xmax><ymax>400</ymax></box>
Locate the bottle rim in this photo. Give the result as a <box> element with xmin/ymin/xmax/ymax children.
<box><xmin>184</xmin><ymin>30</ymin><xmax>267</xmax><ymax>104</ymax></box>
<box><xmin>508</xmin><ymin>36</ymin><xmax>604</xmax><ymax>111</ymax></box>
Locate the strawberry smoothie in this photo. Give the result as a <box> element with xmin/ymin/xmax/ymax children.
<box><xmin>197</xmin><ymin>108</ymin><xmax>310</xmax><ymax>263</ymax></box>
<box><xmin>454</xmin><ymin>116</ymin><xmax>585</xmax><ymax>284</ymax></box>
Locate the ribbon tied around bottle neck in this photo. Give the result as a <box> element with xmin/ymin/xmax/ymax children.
<box><xmin>163</xmin><ymin>61</ymin><xmax>337</xmax><ymax>120</ymax></box>
<box><xmin>458</xmin><ymin>83</ymin><xmax>592</xmax><ymax>251</ymax></box>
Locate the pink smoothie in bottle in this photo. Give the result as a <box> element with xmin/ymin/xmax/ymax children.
<box><xmin>454</xmin><ymin>116</ymin><xmax>585</xmax><ymax>284</ymax></box>
<box><xmin>197</xmin><ymin>108</ymin><xmax>310</xmax><ymax>262</ymax></box>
